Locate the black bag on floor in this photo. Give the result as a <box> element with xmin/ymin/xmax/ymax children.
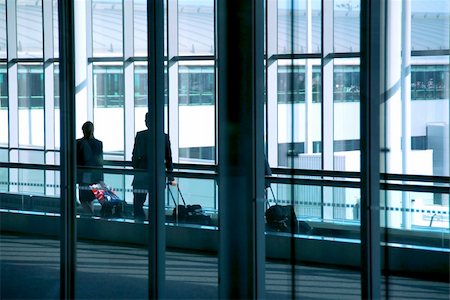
<box><xmin>265</xmin><ymin>186</ymin><xmax>312</xmax><ymax>234</ymax></box>
<box><xmin>168</xmin><ymin>185</ymin><xmax>213</xmax><ymax>226</ymax></box>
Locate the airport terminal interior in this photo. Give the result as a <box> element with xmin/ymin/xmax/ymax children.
<box><xmin>0</xmin><ymin>0</ymin><xmax>449</xmax><ymax>299</ymax></box>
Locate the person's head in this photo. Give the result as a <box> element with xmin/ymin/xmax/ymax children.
<box><xmin>145</xmin><ymin>112</ymin><xmax>150</xmax><ymax>129</ymax></box>
<box><xmin>82</xmin><ymin>121</ymin><xmax>94</xmax><ymax>138</ymax></box>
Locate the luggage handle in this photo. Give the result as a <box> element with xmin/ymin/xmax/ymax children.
<box><xmin>266</xmin><ymin>186</ymin><xmax>277</xmax><ymax>209</ymax></box>
<box><xmin>167</xmin><ymin>184</ymin><xmax>187</xmax><ymax>206</ymax></box>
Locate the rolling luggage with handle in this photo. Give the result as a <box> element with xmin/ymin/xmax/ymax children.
<box><xmin>265</xmin><ymin>186</ymin><xmax>312</xmax><ymax>234</ymax></box>
<box><xmin>168</xmin><ymin>185</ymin><xmax>213</xmax><ymax>226</ymax></box>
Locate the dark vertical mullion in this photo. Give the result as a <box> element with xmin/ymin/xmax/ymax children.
<box><xmin>360</xmin><ymin>0</ymin><xmax>383</xmax><ymax>299</ymax></box>
<box><xmin>254</xmin><ymin>1</ymin><xmax>265</xmax><ymax>298</ymax></box>
<box><xmin>147</xmin><ymin>0</ymin><xmax>166</xmax><ymax>298</ymax></box>
<box><xmin>58</xmin><ymin>0</ymin><xmax>76</xmax><ymax>299</ymax></box>
<box><xmin>217</xmin><ymin>0</ymin><xmax>265</xmax><ymax>298</ymax></box>
<box><xmin>288</xmin><ymin>1</ymin><xmax>296</xmax><ymax>298</ymax></box>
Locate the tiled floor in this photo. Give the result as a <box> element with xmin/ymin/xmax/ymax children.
<box><xmin>1</xmin><ymin>234</ymin><xmax>448</xmax><ymax>299</ymax></box>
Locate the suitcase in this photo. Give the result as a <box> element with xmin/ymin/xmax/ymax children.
<box><xmin>90</xmin><ymin>182</ymin><xmax>124</xmax><ymax>218</ymax></box>
<box><xmin>167</xmin><ymin>185</ymin><xmax>213</xmax><ymax>226</ymax></box>
<box><xmin>265</xmin><ymin>186</ymin><xmax>312</xmax><ymax>234</ymax></box>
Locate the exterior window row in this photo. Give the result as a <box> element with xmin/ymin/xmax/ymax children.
<box><xmin>2</xmin><ymin>64</ymin><xmax>447</xmax><ymax>110</ymax></box>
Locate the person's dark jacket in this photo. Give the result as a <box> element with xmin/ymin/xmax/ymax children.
<box><xmin>265</xmin><ymin>157</ymin><xmax>272</xmax><ymax>188</ymax></box>
<box><xmin>76</xmin><ymin>137</ymin><xmax>104</xmax><ymax>184</ymax></box>
<box><xmin>131</xmin><ymin>130</ymin><xmax>174</xmax><ymax>188</ymax></box>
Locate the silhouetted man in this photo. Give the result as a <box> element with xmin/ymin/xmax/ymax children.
<box><xmin>132</xmin><ymin>112</ymin><xmax>177</xmax><ymax>220</ymax></box>
<box><xmin>76</xmin><ymin>121</ymin><xmax>103</xmax><ymax>215</ymax></box>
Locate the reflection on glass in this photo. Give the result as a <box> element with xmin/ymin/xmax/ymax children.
<box><xmin>411</xmin><ymin>1</ymin><xmax>450</xmax><ymax>51</ymax></box>
<box><xmin>277</xmin><ymin>0</ymin><xmax>321</xmax><ymax>54</ymax></box>
<box><xmin>178</xmin><ymin>63</ymin><xmax>215</xmax><ymax>163</ymax></box>
<box><xmin>17</xmin><ymin>0</ymin><xmax>43</xmax><ymax>58</ymax></box>
<box><xmin>93</xmin><ymin>64</ymin><xmax>124</xmax><ymax>153</ymax></box>
<box><xmin>134</xmin><ymin>0</ymin><xmax>147</xmax><ymax>56</ymax></box>
<box><xmin>18</xmin><ymin>64</ymin><xmax>44</xmax><ymax>147</ymax></box>
<box><xmin>178</xmin><ymin>0</ymin><xmax>214</xmax><ymax>55</ymax></box>
<box><xmin>53</xmin><ymin>0</ymin><xmax>59</xmax><ymax>58</ymax></box>
<box><xmin>178</xmin><ymin>65</ymin><xmax>214</xmax><ymax>105</ymax></box>
<box><xmin>0</xmin><ymin>0</ymin><xmax>6</xmax><ymax>58</ymax></box>
<box><xmin>334</xmin><ymin>0</ymin><xmax>360</xmax><ymax>53</ymax></box>
<box><xmin>92</xmin><ymin>0</ymin><xmax>123</xmax><ymax>57</ymax></box>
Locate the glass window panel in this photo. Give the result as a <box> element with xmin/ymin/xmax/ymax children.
<box><xmin>0</xmin><ymin>64</ymin><xmax>7</xmax><ymax>145</ymax></box>
<box><xmin>178</xmin><ymin>62</ymin><xmax>215</xmax><ymax>164</ymax></box>
<box><xmin>178</xmin><ymin>65</ymin><xmax>214</xmax><ymax>106</ymax></box>
<box><xmin>92</xmin><ymin>0</ymin><xmax>123</xmax><ymax>57</ymax></box>
<box><xmin>54</xmin><ymin>63</ymin><xmax>60</xmax><ymax>149</ymax></box>
<box><xmin>334</xmin><ymin>0</ymin><xmax>360</xmax><ymax>53</ymax></box>
<box><xmin>333</xmin><ymin>59</ymin><xmax>360</xmax><ymax>171</ymax></box>
<box><xmin>18</xmin><ymin>64</ymin><xmax>44</xmax><ymax>147</ymax></box>
<box><xmin>178</xmin><ymin>0</ymin><xmax>214</xmax><ymax>56</ymax></box>
<box><xmin>0</xmin><ymin>150</ymin><xmax>6</xmax><ymax>191</ymax></box>
<box><xmin>93</xmin><ymin>63</ymin><xmax>124</xmax><ymax>153</ymax></box>
<box><xmin>382</xmin><ymin>190</ymin><xmax>449</xmax><ymax>242</ymax></box>
<box><xmin>277</xmin><ymin>59</ymin><xmax>322</xmax><ymax>168</ymax></box>
<box><xmin>134</xmin><ymin>62</ymin><xmax>169</xmax><ymax>134</ymax></box>
<box><xmin>17</xmin><ymin>0</ymin><xmax>43</xmax><ymax>58</ymax></box>
<box><xmin>134</xmin><ymin>0</ymin><xmax>147</xmax><ymax>56</ymax></box>
<box><xmin>53</xmin><ymin>0</ymin><xmax>59</xmax><ymax>58</ymax></box>
<box><xmin>385</xmin><ymin>57</ymin><xmax>449</xmax><ymax>175</ymax></box>
<box><xmin>134</xmin><ymin>63</ymin><xmax>148</xmax><ymax>135</ymax></box>
<box><xmin>411</xmin><ymin>1</ymin><xmax>450</xmax><ymax>51</ymax></box>
<box><xmin>278</xmin><ymin>0</ymin><xmax>321</xmax><ymax>54</ymax></box>
<box><xmin>0</xmin><ymin>0</ymin><xmax>6</xmax><ymax>58</ymax></box>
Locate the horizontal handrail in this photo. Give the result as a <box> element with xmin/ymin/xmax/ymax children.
<box><xmin>0</xmin><ymin>161</ymin><xmax>448</xmax><ymax>192</ymax></box>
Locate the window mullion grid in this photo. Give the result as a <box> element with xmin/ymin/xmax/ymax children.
<box><xmin>43</xmin><ymin>0</ymin><xmax>55</xmax><ymax>196</ymax></box>
<box><xmin>321</xmin><ymin>0</ymin><xmax>334</xmax><ymax>222</ymax></box>
<box><xmin>6</xmin><ymin>0</ymin><xmax>18</xmax><ymax>192</ymax></box>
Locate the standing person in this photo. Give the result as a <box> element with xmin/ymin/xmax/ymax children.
<box><xmin>132</xmin><ymin>112</ymin><xmax>177</xmax><ymax>220</ymax></box>
<box><xmin>76</xmin><ymin>121</ymin><xmax>104</xmax><ymax>216</ymax></box>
